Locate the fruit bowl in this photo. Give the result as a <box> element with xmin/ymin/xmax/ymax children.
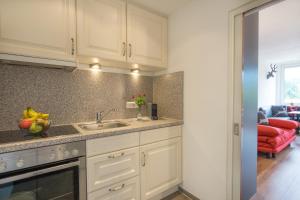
<box><xmin>18</xmin><ymin>107</ymin><xmax>50</xmax><ymax>137</ymax></box>
<box><xmin>19</xmin><ymin>120</ymin><xmax>51</xmax><ymax>137</ymax></box>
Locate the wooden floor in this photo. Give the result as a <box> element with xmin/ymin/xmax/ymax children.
<box><xmin>251</xmin><ymin>136</ymin><xmax>300</xmax><ymax>200</ymax></box>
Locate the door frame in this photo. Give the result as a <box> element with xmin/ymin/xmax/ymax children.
<box><xmin>226</xmin><ymin>0</ymin><xmax>282</xmax><ymax>199</ymax></box>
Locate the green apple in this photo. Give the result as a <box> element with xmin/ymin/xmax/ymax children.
<box><xmin>29</xmin><ymin>122</ymin><xmax>43</xmax><ymax>134</ymax></box>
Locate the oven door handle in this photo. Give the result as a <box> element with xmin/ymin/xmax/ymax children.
<box><xmin>0</xmin><ymin>161</ymin><xmax>80</xmax><ymax>185</ymax></box>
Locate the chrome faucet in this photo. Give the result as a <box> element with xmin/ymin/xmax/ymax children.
<box><xmin>96</xmin><ymin>108</ymin><xmax>118</xmax><ymax>123</ymax></box>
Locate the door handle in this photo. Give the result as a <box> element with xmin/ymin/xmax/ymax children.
<box><xmin>122</xmin><ymin>42</ymin><xmax>126</xmax><ymax>56</ymax></box>
<box><xmin>128</xmin><ymin>43</ymin><xmax>132</xmax><ymax>58</ymax></box>
<box><xmin>71</xmin><ymin>38</ymin><xmax>75</xmax><ymax>55</ymax></box>
<box><xmin>141</xmin><ymin>152</ymin><xmax>146</xmax><ymax>167</ymax></box>
<box><xmin>0</xmin><ymin>161</ymin><xmax>80</xmax><ymax>185</ymax></box>
<box><xmin>233</xmin><ymin>123</ymin><xmax>240</xmax><ymax>136</ymax></box>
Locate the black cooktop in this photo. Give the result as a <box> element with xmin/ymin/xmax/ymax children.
<box><xmin>0</xmin><ymin>125</ymin><xmax>80</xmax><ymax>145</ymax></box>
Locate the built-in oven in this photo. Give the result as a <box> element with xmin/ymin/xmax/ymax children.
<box><xmin>0</xmin><ymin>141</ymin><xmax>86</xmax><ymax>200</ymax></box>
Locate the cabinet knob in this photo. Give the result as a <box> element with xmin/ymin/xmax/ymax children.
<box><xmin>72</xmin><ymin>149</ymin><xmax>79</xmax><ymax>156</ymax></box>
<box><xmin>0</xmin><ymin>161</ymin><xmax>7</xmax><ymax>172</ymax></box>
<box><xmin>16</xmin><ymin>159</ymin><xmax>24</xmax><ymax>168</ymax></box>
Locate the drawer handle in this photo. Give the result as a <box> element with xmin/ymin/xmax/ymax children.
<box><xmin>109</xmin><ymin>184</ymin><xmax>125</xmax><ymax>192</ymax></box>
<box><xmin>108</xmin><ymin>152</ymin><xmax>125</xmax><ymax>159</ymax></box>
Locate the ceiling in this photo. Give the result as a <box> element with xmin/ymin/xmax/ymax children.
<box><xmin>128</xmin><ymin>0</ymin><xmax>192</xmax><ymax>16</ymax></box>
<box><xmin>259</xmin><ymin>0</ymin><xmax>300</xmax><ymax>64</ymax></box>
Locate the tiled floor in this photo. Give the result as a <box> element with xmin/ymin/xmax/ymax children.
<box><xmin>163</xmin><ymin>192</ymin><xmax>192</xmax><ymax>200</ymax></box>
<box><xmin>170</xmin><ymin>194</ymin><xmax>191</xmax><ymax>200</ymax></box>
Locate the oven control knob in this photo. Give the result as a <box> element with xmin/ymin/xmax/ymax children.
<box><xmin>64</xmin><ymin>151</ymin><xmax>70</xmax><ymax>158</ymax></box>
<box><xmin>0</xmin><ymin>161</ymin><xmax>7</xmax><ymax>172</ymax></box>
<box><xmin>16</xmin><ymin>159</ymin><xmax>24</xmax><ymax>168</ymax></box>
<box><xmin>72</xmin><ymin>149</ymin><xmax>79</xmax><ymax>156</ymax></box>
<box><xmin>49</xmin><ymin>153</ymin><xmax>56</xmax><ymax>160</ymax></box>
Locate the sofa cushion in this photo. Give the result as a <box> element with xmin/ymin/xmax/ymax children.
<box><xmin>268</xmin><ymin>118</ymin><xmax>299</xmax><ymax>130</ymax></box>
<box><xmin>258</xmin><ymin>134</ymin><xmax>296</xmax><ymax>153</ymax></box>
<box><xmin>257</xmin><ymin>125</ymin><xmax>283</xmax><ymax>137</ymax></box>
<box><xmin>271</xmin><ymin>105</ymin><xmax>287</xmax><ymax>117</ymax></box>
<box><xmin>271</xmin><ymin>105</ymin><xmax>286</xmax><ymax>116</ymax></box>
<box><xmin>274</xmin><ymin>111</ymin><xmax>289</xmax><ymax>117</ymax></box>
<box><xmin>258</xmin><ymin>129</ymin><xmax>296</xmax><ymax>147</ymax></box>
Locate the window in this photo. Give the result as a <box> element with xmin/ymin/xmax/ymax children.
<box><xmin>282</xmin><ymin>66</ymin><xmax>300</xmax><ymax>104</ymax></box>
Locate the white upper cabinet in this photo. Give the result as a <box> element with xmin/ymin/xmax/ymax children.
<box><xmin>0</xmin><ymin>0</ymin><xmax>76</xmax><ymax>62</ymax></box>
<box><xmin>127</xmin><ymin>4</ymin><xmax>168</xmax><ymax>68</ymax></box>
<box><xmin>0</xmin><ymin>0</ymin><xmax>168</xmax><ymax>70</ymax></box>
<box><xmin>77</xmin><ymin>0</ymin><xmax>168</xmax><ymax>69</ymax></box>
<box><xmin>77</xmin><ymin>0</ymin><xmax>127</xmax><ymax>62</ymax></box>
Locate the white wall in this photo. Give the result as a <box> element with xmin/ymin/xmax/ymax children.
<box><xmin>258</xmin><ymin>0</ymin><xmax>300</xmax><ymax>108</ymax></box>
<box><xmin>257</xmin><ymin>59</ymin><xmax>277</xmax><ymax>108</ymax></box>
<box><xmin>167</xmin><ymin>0</ymin><xmax>250</xmax><ymax>199</ymax></box>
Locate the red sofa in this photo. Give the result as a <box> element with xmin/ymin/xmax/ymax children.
<box><xmin>257</xmin><ymin>118</ymin><xmax>298</xmax><ymax>158</ymax></box>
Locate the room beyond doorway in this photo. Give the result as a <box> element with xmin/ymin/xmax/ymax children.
<box><xmin>254</xmin><ymin>0</ymin><xmax>300</xmax><ymax>199</ymax></box>
<box><xmin>252</xmin><ymin>136</ymin><xmax>300</xmax><ymax>200</ymax></box>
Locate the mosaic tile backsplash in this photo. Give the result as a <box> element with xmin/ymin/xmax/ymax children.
<box><xmin>0</xmin><ymin>64</ymin><xmax>183</xmax><ymax>131</ymax></box>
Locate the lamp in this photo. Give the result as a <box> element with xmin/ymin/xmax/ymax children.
<box><xmin>130</xmin><ymin>68</ymin><xmax>140</xmax><ymax>74</ymax></box>
<box><xmin>89</xmin><ymin>63</ymin><xmax>102</xmax><ymax>71</ymax></box>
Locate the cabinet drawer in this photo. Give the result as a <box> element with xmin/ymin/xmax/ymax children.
<box><xmin>88</xmin><ymin>176</ymin><xmax>140</xmax><ymax>200</ymax></box>
<box><xmin>86</xmin><ymin>132</ymin><xmax>139</xmax><ymax>157</ymax></box>
<box><xmin>87</xmin><ymin>147</ymin><xmax>139</xmax><ymax>192</ymax></box>
<box><xmin>140</xmin><ymin>126</ymin><xmax>182</xmax><ymax>145</ymax></box>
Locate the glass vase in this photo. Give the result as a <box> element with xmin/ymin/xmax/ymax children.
<box><xmin>137</xmin><ymin>107</ymin><xmax>143</xmax><ymax>120</ymax></box>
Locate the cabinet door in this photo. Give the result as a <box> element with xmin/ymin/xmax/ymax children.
<box><xmin>77</xmin><ymin>0</ymin><xmax>127</xmax><ymax>62</ymax></box>
<box><xmin>88</xmin><ymin>176</ymin><xmax>140</xmax><ymax>200</ymax></box>
<box><xmin>127</xmin><ymin>4</ymin><xmax>168</xmax><ymax>68</ymax></box>
<box><xmin>140</xmin><ymin>138</ymin><xmax>182</xmax><ymax>200</ymax></box>
<box><xmin>87</xmin><ymin>147</ymin><xmax>139</xmax><ymax>192</ymax></box>
<box><xmin>0</xmin><ymin>0</ymin><xmax>76</xmax><ymax>61</ymax></box>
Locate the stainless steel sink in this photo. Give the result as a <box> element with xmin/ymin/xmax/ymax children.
<box><xmin>77</xmin><ymin>121</ymin><xmax>129</xmax><ymax>131</ymax></box>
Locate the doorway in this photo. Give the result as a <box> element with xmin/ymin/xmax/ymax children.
<box><xmin>254</xmin><ymin>0</ymin><xmax>300</xmax><ymax>199</ymax></box>
<box><xmin>229</xmin><ymin>0</ymin><xmax>300</xmax><ymax>199</ymax></box>
<box><xmin>227</xmin><ymin>0</ymin><xmax>295</xmax><ymax>200</ymax></box>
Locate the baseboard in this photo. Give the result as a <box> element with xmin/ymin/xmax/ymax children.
<box><xmin>179</xmin><ymin>187</ymin><xmax>200</xmax><ymax>200</ymax></box>
<box><xmin>162</xmin><ymin>191</ymin><xmax>181</xmax><ymax>200</ymax></box>
<box><xmin>151</xmin><ymin>186</ymin><xmax>179</xmax><ymax>200</ymax></box>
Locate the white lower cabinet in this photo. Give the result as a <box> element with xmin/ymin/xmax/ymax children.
<box><xmin>86</xmin><ymin>126</ymin><xmax>182</xmax><ymax>200</ymax></box>
<box><xmin>140</xmin><ymin>138</ymin><xmax>182</xmax><ymax>200</ymax></box>
<box><xmin>87</xmin><ymin>147</ymin><xmax>139</xmax><ymax>192</ymax></box>
<box><xmin>88</xmin><ymin>176</ymin><xmax>140</xmax><ymax>200</ymax></box>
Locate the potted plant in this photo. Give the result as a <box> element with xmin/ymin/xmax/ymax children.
<box><xmin>132</xmin><ymin>94</ymin><xmax>146</xmax><ymax>120</ymax></box>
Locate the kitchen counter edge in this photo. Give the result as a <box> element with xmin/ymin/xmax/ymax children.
<box><xmin>0</xmin><ymin>119</ymin><xmax>183</xmax><ymax>154</ymax></box>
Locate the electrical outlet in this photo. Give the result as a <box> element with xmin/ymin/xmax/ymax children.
<box><xmin>126</xmin><ymin>101</ymin><xmax>138</xmax><ymax>109</ymax></box>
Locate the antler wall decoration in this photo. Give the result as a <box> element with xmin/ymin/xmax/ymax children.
<box><xmin>267</xmin><ymin>64</ymin><xmax>277</xmax><ymax>79</ymax></box>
